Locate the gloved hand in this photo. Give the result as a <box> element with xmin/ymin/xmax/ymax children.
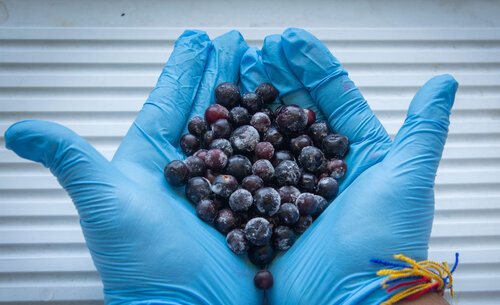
<box><xmin>5</xmin><ymin>30</ymin><xmax>263</xmax><ymax>305</ymax></box>
<box><xmin>240</xmin><ymin>28</ymin><xmax>458</xmax><ymax>304</ymax></box>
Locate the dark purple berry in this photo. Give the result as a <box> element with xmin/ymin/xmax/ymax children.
<box><xmin>245</xmin><ymin>217</ymin><xmax>272</xmax><ymax>246</ymax></box>
<box><xmin>312</xmin><ymin>195</ymin><xmax>329</xmax><ymax>218</ymax></box>
<box><xmin>255</xmin><ymin>83</ymin><xmax>279</xmax><ymax>104</ymax></box>
<box><xmin>242</xmin><ymin>175</ymin><xmax>264</xmax><ymax>194</ymax></box>
<box><xmin>254</xmin><ymin>187</ymin><xmax>281</xmax><ymax>216</ymax></box>
<box><xmin>294</xmin><ymin>215</ymin><xmax>313</xmax><ymax>233</ymax></box>
<box><xmin>307</xmin><ymin>122</ymin><xmax>330</xmax><ymax>147</ymax></box>
<box><xmin>180</xmin><ymin>134</ymin><xmax>200</xmax><ymax>156</ymax></box>
<box><xmin>212</xmin><ymin>119</ymin><xmax>232</xmax><ymax>139</ymax></box>
<box><xmin>252</xmin><ymin>160</ymin><xmax>275</xmax><ymax>182</ymax></box>
<box><xmin>229</xmin><ymin>106</ymin><xmax>251</xmax><ymax>127</ymax></box>
<box><xmin>272</xmin><ymin>225</ymin><xmax>296</xmax><ymax>251</ymax></box>
<box><xmin>304</xmin><ymin>108</ymin><xmax>316</xmax><ymax>127</ymax></box>
<box><xmin>255</xmin><ymin>142</ymin><xmax>275</xmax><ymax>160</ymax></box>
<box><xmin>248</xmin><ymin>244</ymin><xmax>275</xmax><ymax>267</ymax></box>
<box><xmin>276</xmin><ymin>105</ymin><xmax>308</xmax><ymax>136</ymax></box>
<box><xmin>299</xmin><ymin>172</ymin><xmax>317</xmax><ymax>193</ymax></box>
<box><xmin>323</xmin><ymin>134</ymin><xmax>349</xmax><ymax>158</ymax></box>
<box><xmin>164</xmin><ymin>160</ymin><xmax>189</xmax><ymax>186</ymax></box>
<box><xmin>254</xmin><ymin>270</ymin><xmax>274</xmax><ymax>290</ymax></box>
<box><xmin>211</xmin><ymin>174</ymin><xmax>238</xmax><ymax>198</ymax></box>
<box><xmin>185</xmin><ymin>177</ymin><xmax>212</xmax><ymax>204</ymax></box>
<box><xmin>296</xmin><ymin>193</ymin><xmax>318</xmax><ymax>215</ymax></box>
<box><xmin>226</xmin><ymin>155</ymin><xmax>252</xmax><ymax>181</ymax></box>
<box><xmin>196</xmin><ymin>199</ymin><xmax>217</xmax><ymax>223</ymax></box>
<box><xmin>263</xmin><ymin>126</ymin><xmax>285</xmax><ymax>149</ymax></box>
<box><xmin>209</xmin><ymin>138</ymin><xmax>233</xmax><ymax>157</ymax></box>
<box><xmin>185</xmin><ymin>155</ymin><xmax>206</xmax><ymax>178</ymax></box>
<box><xmin>203</xmin><ymin>130</ymin><xmax>216</xmax><ymax>148</ymax></box>
<box><xmin>278</xmin><ymin>186</ymin><xmax>301</xmax><ymax>204</ymax></box>
<box><xmin>316</xmin><ymin>177</ymin><xmax>339</xmax><ymax>200</ymax></box>
<box><xmin>251</xmin><ymin>112</ymin><xmax>271</xmax><ymax>134</ymax></box>
<box><xmin>272</xmin><ymin>150</ymin><xmax>295</xmax><ymax>167</ymax></box>
<box><xmin>215</xmin><ymin>208</ymin><xmax>239</xmax><ymax>234</ymax></box>
<box><xmin>241</xmin><ymin>92</ymin><xmax>264</xmax><ymax>114</ymax></box>
<box><xmin>194</xmin><ymin>149</ymin><xmax>208</xmax><ymax>162</ymax></box>
<box><xmin>226</xmin><ymin>228</ymin><xmax>249</xmax><ymax>254</ymax></box>
<box><xmin>298</xmin><ymin>146</ymin><xmax>325</xmax><ymax>172</ymax></box>
<box><xmin>260</xmin><ymin>107</ymin><xmax>274</xmax><ymax>120</ymax></box>
<box><xmin>290</xmin><ymin>134</ymin><xmax>313</xmax><ymax>156</ymax></box>
<box><xmin>229</xmin><ymin>189</ymin><xmax>253</xmax><ymax>212</ymax></box>
<box><xmin>187</xmin><ymin>116</ymin><xmax>207</xmax><ymax>136</ymax></box>
<box><xmin>328</xmin><ymin>159</ymin><xmax>348</xmax><ymax>180</ymax></box>
<box><xmin>205</xmin><ymin>104</ymin><xmax>230</xmax><ymax>125</ymax></box>
<box><xmin>274</xmin><ymin>160</ymin><xmax>300</xmax><ymax>186</ymax></box>
<box><xmin>277</xmin><ymin>202</ymin><xmax>300</xmax><ymax>225</ymax></box>
<box><xmin>205</xmin><ymin>149</ymin><xmax>228</xmax><ymax>171</ymax></box>
<box><xmin>230</xmin><ymin>125</ymin><xmax>260</xmax><ymax>154</ymax></box>
<box><xmin>215</xmin><ymin>82</ymin><xmax>241</xmax><ymax>109</ymax></box>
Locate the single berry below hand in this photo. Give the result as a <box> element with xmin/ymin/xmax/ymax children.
<box><xmin>254</xmin><ymin>270</ymin><xmax>274</xmax><ymax>290</ymax></box>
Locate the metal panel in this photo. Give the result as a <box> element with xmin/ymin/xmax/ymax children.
<box><xmin>1</xmin><ymin>1</ymin><xmax>499</xmax><ymax>304</ymax></box>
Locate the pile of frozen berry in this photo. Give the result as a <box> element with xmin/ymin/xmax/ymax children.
<box><xmin>164</xmin><ymin>82</ymin><xmax>348</xmax><ymax>289</ymax></box>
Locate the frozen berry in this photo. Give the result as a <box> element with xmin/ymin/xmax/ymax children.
<box><xmin>255</xmin><ymin>83</ymin><xmax>279</xmax><ymax>104</ymax></box>
<box><xmin>263</xmin><ymin>126</ymin><xmax>285</xmax><ymax>149</ymax></box>
<box><xmin>185</xmin><ymin>155</ymin><xmax>206</xmax><ymax>178</ymax></box>
<box><xmin>241</xmin><ymin>92</ymin><xmax>264</xmax><ymax>114</ymax></box>
<box><xmin>203</xmin><ymin>130</ymin><xmax>216</xmax><ymax>148</ymax></box>
<box><xmin>187</xmin><ymin>116</ymin><xmax>207</xmax><ymax>136</ymax></box>
<box><xmin>245</xmin><ymin>217</ymin><xmax>272</xmax><ymax>246</ymax></box>
<box><xmin>254</xmin><ymin>270</ymin><xmax>274</xmax><ymax>290</ymax></box>
<box><xmin>229</xmin><ymin>106</ymin><xmax>251</xmax><ymax>127</ymax></box>
<box><xmin>205</xmin><ymin>104</ymin><xmax>230</xmax><ymax>125</ymax></box>
<box><xmin>242</xmin><ymin>175</ymin><xmax>264</xmax><ymax>194</ymax></box>
<box><xmin>323</xmin><ymin>134</ymin><xmax>349</xmax><ymax>158</ymax></box>
<box><xmin>211</xmin><ymin>174</ymin><xmax>238</xmax><ymax>198</ymax></box>
<box><xmin>229</xmin><ymin>189</ymin><xmax>253</xmax><ymax>212</ymax></box>
<box><xmin>164</xmin><ymin>160</ymin><xmax>189</xmax><ymax>186</ymax></box>
<box><xmin>230</xmin><ymin>125</ymin><xmax>260</xmax><ymax>154</ymax></box>
<box><xmin>290</xmin><ymin>134</ymin><xmax>313</xmax><ymax>156</ymax></box>
<box><xmin>212</xmin><ymin>119</ymin><xmax>232</xmax><ymax>139</ymax></box>
<box><xmin>194</xmin><ymin>149</ymin><xmax>208</xmax><ymax>162</ymax></box>
<box><xmin>277</xmin><ymin>202</ymin><xmax>300</xmax><ymax>225</ymax></box>
<box><xmin>252</xmin><ymin>160</ymin><xmax>275</xmax><ymax>182</ymax></box>
<box><xmin>294</xmin><ymin>215</ymin><xmax>313</xmax><ymax>233</ymax></box>
<box><xmin>312</xmin><ymin>195</ymin><xmax>329</xmax><ymax>218</ymax></box>
<box><xmin>274</xmin><ymin>160</ymin><xmax>300</xmax><ymax>186</ymax></box>
<box><xmin>304</xmin><ymin>108</ymin><xmax>316</xmax><ymax>127</ymax></box>
<box><xmin>296</xmin><ymin>193</ymin><xmax>318</xmax><ymax>215</ymax></box>
<box><xmin>196</xmin><ymin>199</ymin><xmax>217</xmax><ymax>223</ymax></box>
<box><xmin>272</xmin><ymin>225</ymin><xmax>296</xmax><ymax>251</ymax></box>
<box><xmin>185</xmin><ymin>177</ymin><xmax>212</xmax><ymax>204</ymax></box>
<box><xmin>276</xmin><ymin>105</ymin><xmax>308</xmax><ymax>136</ymax></box>
<box><xmin>248</xmin><ymin>244</ymin><xmax>275</xmax><ymax>267</ymax></box>
<box><xmin>254</xmin><ymin>187</ymin><xmax>281</xmax><ymax>216</ymax></box>
<box><xmin>204</xmin><ymin>169</ymin><xmax>218</xmax><ymax>184</ymax></box>
<box><xmin>328</xmin><ymin>159</ymin><xmax>348</xmax><ymax>180</ymax></box>
<box><xmin>278</xmin><ymin>186</ymin><xmax>301</xmax><ymax>204</ymax></box>
<box><xmin>255</xmin><ymin>142</ymin><xmax>275</xmax><ymax>160</ymax></box>
<box><xmin>210</xmin><ymin>138</ymin><xmax>233</xmax><ymax>157</ymax></box>
<box><xmin>215</xmin><ymin>82</ymin><xmax>241</xmax><ymax>109</ymax></box>
<box><xmin>205</xmin><ymin>149</ymin><xmax>228</xmax><ymax>171</ymax></box>
<box><xmin>298</xmin><ymin>146</ymin><xmax>325</xmax><ymax>172</ymax></box>
<box><xmin>316</xmin><ymin>177</ymin><xmax>339</xmax><ymax>200</ymax></box>
<box><xmin>215</xmin><ymin>208</ymin><xmax>239</xmax><ymax>234</ymax></box>
<box><xmin>261</xmin><ymin>107</ymin><xmax>274</xmax><ymax>120</ymax></box>
<box><xmin>299</xmin><ymin>172</ymin><xmax>317</xmax><ymax>193</ymax></box>
<box><xmin>226</xmin><ymin>228</ymin><xmax>249</xmax><ymax>254</ymax></box>
<box><xmin>226</xmin><ymin>155</ymin><xmax>252</xmax><ymax>181</ymax></box>
<box><xmin>180</xmin><ymin>134</ymin><xmax>200</xmax><ymax>156</ymax></box>
<box><xmin>308</xmin><ymin>122</ymin><xmax>330</xmax><ymax>147</ymax></box>
<box><xmin>272</xmin><ymin>150</ymin><xmax>295</xmax><ymax>167</ymax></box>
<box><xmin>251</xmin><ymin>112</ymin><xmax>271</xmax><ymax>134</ymax></box>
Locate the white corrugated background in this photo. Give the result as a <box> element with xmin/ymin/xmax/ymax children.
<box><xmin>0</xmin><ymin>0</ymin><xmax>499</xmax><ymax>304</ymax></box>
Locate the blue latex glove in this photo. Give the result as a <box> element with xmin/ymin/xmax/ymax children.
<box><xmin>5</xmin><ymin>30</ymin><xmax>263</xmax><ymax>305</ymax></box>
<box><xmin>240</xmin><ymin>28</ymin><xmax>458</xmax><ymax>304</ymax></box>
